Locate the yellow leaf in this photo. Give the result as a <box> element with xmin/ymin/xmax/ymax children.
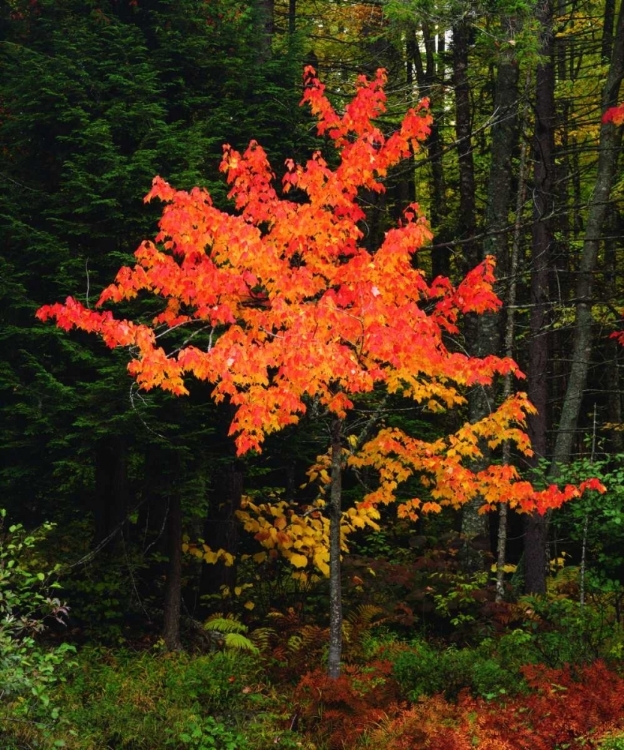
<box><xmin>290</xmin><ymin>553</ymin><xmax>309</xmax><ymax>568</ymax></box>
<box><xmin>274</xmin><ymin>515</ymin><xmax>287</xmax><ymax>531</ymax></box>
<box><xmin>244</xmin><ymin>601</ymin><xmax>255</xmax><ymax>610</ymax></box>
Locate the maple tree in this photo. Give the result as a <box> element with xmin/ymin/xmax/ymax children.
<box><xmin>37</xmin><ymin>67</ymin><xmax>604</xmax><ymax>674</ymax></box>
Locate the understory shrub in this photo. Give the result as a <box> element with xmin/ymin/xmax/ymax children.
<box><xmin>0</xmin><ymin>511</ymin><xmax>75</xmax><ymax>748</ymax></box>
<box><xmin>294</xmin><ymin>662</ymin><xmax>401</xmax><ymax>749</ymax></box>
<box><xmin>391</xmin><ymin>640</ymin><xmax>519</xmax><ymax>701</ymax></box>
<box><xmin>48</xmin><ymin>647</ymin><xmax>264</xmax><ymax>749</ymax></box>
<box><xmin>368</xmin><ymin>660</ymin><xmax>624</xmax><ymax>750</ymax></box>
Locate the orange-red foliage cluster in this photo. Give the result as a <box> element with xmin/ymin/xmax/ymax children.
<box><xmin>37</xmin><ymin>67</ymin><xmax>605</xmax><ymax>524</ymax></box>
<box><xmin>603</xmin><ymin>103</ymin><xmax>624</xmax><ymax>126</ymax></box>
<box><xmin>296</xmin><ymin>660</ymin><xmax>624</xmax><ymax>750</ymax></box>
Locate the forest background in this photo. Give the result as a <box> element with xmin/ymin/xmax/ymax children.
<box><xmin>2</xmin><ymin>0</ymin><xmax>624</xmax><ymax>748</ymax></box>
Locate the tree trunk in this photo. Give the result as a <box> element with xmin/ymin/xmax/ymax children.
<box><xmin>256</xmin><ymin>0</ymin><xmax>274</xmax><ymax>61</ymax></box>
<box><xmin>94</xmin><ymin>436</ymin><xmax>129</xmax><ymax>551</ymax></box>
<box><xmin>550</xmin><ymin>0</ymin><xmax>624</xmax><ymax>470</ymax></box>
<box><xmin>496</xmin><ymin>85</ymin><xmax>529</xmax><ymax>601</ymax></box>
<box><xmin>163</xmin><ymin>492</ymin><xmax>183</xmax><ymax>651</ymax></box>
<box><xmin>451</xmin><ymin>18</ymin><xmax>491</xmax><ymax>564</ymax></box>
<box><xmin>452</xmin><ymin>19</ymin><xmax>478</xmax><ymax>273</ymax></box>
<box><xmin>199</xmin><ymin>458</ymin><xmax>244</xmax><ymax>604</ymax></box>
<box><xmin>413</xmin><ymin>22</ymin><xmax>449</xmax><ymax>278</ymax></box>
<box><xmin>471</xmin><ymin>51</ymin><xmax>520</xmax><ymax>556</ymax></box>
<box><xmin>327</xmin><ymin>417</ymin><xmax>343</xmax><ymax>679</ymax></box>
<box><xmin>525</xmin><ymin>0</ymin><xmax>557</xmax><ymax>594</ymax></box>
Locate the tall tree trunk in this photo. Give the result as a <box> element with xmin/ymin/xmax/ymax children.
<box><xmin>525</xmin><ymin>0</ymin><xmax>557</xmax><ymax>594</ymax></box>
<box><xmin>288</xmin><ymin>0</ymin><xmax>296</xmax><ymax>35</ymax></box>
<box><xmin>413</xmin><ymin>23</ymin><xmax>449</xmax><ymax>278</ymax></box>
<box><xmin>451</xmin><ymin>18</ymin><xmax>490</xmax><ymax>565</ymax></box>
<box><xmin>549</xmin><ymin>0</ymin><xmax>624</xmax><ymax>470</ymax></box>
<box><xmin>327</xmin><ymin>417</ymin><xmax>343</xmax><ymax>679</ymax></box>
<box><xmin>94</xmin><ymin>436</ymin><xmax>129</xmax><ymax>551</ymax></box>
<box><xmin>452</xmin><ymin>19</ymin><xmax>477</xmax><ymax>273</ymax></box>
<box><xmin>163</xmin><ymin>492</ymin><xmax>183</xmax><ymax>651</ymax></box>
<box><xmin>256</xmin><ymin>0</ymin><xmax>274</xmax><ymax>61</ymax></box>
<box><xmin>496</xmin><ymin>82</ymin><xmax>529</xmax><ymax>601</ymax></box>
<box><xmin>199</xmin><ymin>458</ymin><xmax>244</xmax><ymax>604</ymax></box>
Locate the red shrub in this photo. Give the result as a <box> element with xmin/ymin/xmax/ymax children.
<box><xmin>366</xmin><ymin>661</ymin><xmax>624</xmax><ymax>750</ymax></box>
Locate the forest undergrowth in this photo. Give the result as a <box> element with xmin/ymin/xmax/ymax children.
<box><xmin>3</xmin><ymin>514</ymin><xmax>624</xmax><ymax>750</ymax></box>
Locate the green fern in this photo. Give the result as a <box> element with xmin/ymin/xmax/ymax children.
<box><xmin>204</xmin><ymin>616</ymin><xmax>248</xmax><ymax>635</ymax></box>
<box><xmin>223</xmin><ymin>632</ymin><xmax>259</xmax><ymax>653</ymax></box>
<box><xmin>203</xmin><ymin>615</ymin><xmax>262</xmax><ymax>654</ymax></box>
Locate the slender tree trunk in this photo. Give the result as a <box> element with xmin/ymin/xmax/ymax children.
<box><xmin>327</xmin><ymin>417</ymin><xmax>343</xmax><ymax>679</ymax></box>
<box><xmin>549</xmin><ymin>0</ymin><xmax>624</xmax><ymax>470</ymax></box>
<box><xmin>256</xmin><ymin>0</ymin><xmax>274</xmax><ymax>61</ymax></box>
<box><xmin>163</xmin><ymin>492</ymin><xmax>183</xmax><ymax>651</ymax></box>
<box><xmin>452</xmin><ymin>19</ymin><xmax>477</xmax><ymax>272</ymax></box>
<box><xmin>496</xmin><ymin>92</ymin><xmax>529</xmax><ymax>601</ymax></box>
<box><xmin>94</xmin><ymin>436</ymin><xmax>129</xmax><ymax>551</ymax></box>
<box><xmin>288</xmin><ymin>0</ymin><xmax>296</xmax><ymax>35</ymax></box>
<box><xmin>451</xmin><ymin>18</ymin><xmax>491</xmax><ymax>564</ymax></box>
<box><xmin>199</xmin><ymin>458</ymin><xmax>244</xmax><ymax>605</ymax></box>
<box><xmin>525</xmin><ymin>0</ymin><xmax>557</xmax><ymax>594</ymax></box>
<box><xmin>415</xmin><ymin>23</ymin><xmax>449</xmax><ymax>278</ymax></box>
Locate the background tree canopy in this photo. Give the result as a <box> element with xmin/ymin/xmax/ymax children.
<box><xmin>1</xmin><ymin>0</ymin><xmax>624</xmax><ymax>746</ymax></box>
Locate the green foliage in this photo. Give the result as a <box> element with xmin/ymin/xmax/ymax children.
<box><xmin>601</xmin><ymin>733</ymin><xmax>624</xmax><ymax>750</ymax></box>
<box><xmin>549</xmin><ymin>455</ymin><xmax>624</xmax><ymax>594</ymax></box>
<box><xmin>0</xmin><ymin>510</ymin><xmax>76</xmax><ymax>742</ymax></box>
<box><xmin>391</xmin><ymin>640</ymin><xmax>520</xmax><ymax>701</ymax></box>
<box><xmin>513</xmin><ymin>594</ymin><xmax>624</xmax><ymax>666</ymax></box>
<box><xmin>204</xmin><ymin>616</ymin><xmax>260</xmax><ymax>654</ymax></box>
<box><xmin>50</xmin><ymin>647</ymin><xmax>262</xmax><ymax>749</ymax></box>
<box><xmin>170</xmin><ymin>716</ymin><xmax>248</xmax><ymax>750</ymax></box>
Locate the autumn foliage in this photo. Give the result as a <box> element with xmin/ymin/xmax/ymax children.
<box><xmin>602</xmin><ymin>103</ymin><xmax>624</xmax><ymax>126</ymax></box>
<box><xmin>363</xmin><ymin>660</ymin><xmax>624</xmax><ymax>750</ymax></box>
<box><xmin>37</xmin><ymin>67</ymin><xmax>604</xmax><ymax>577</ymax></box>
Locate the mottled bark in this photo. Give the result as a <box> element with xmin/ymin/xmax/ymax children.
<box><xmin>496</xmin><ymin>90</ymin><xmax>529</xmax><ymax>601</ymax></box>
<box><xmin>327</xmin><ymin>417</ymin><xmax>343</xmax><ymax>679</ymax></box>
<box><xmin>163</xmin><ymin>492</ymin><xmax>183</xmax><ymax>651</ymax></box>
<box><xmin>525</xmin><ymin>0</ymin><xmax>557</xmax><ymax>595</ymax></box>
<box><xmin>450</xmin><ymin>18</ymin><xmax>486</xmax><ymax>563</ymax></box>
<box><xmin>452</xmin><ymin>19</ymin><xmax>477</xmax><ymax>273</ymax></box>
<box><xmin>412</xmin><ymin>23</ymin><xmax>448</xmax><ymax>278</ymax></box>
<box><xmin>256</xmin><ymin>0</ymin><xmax>274</xmax><ymax>60</ymax></box>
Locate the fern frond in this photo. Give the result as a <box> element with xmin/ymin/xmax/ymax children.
<box><xmin>250</xmin><ymin>627</ymin><xmax>274</xmax><ymax>652</ymax></box>
<box><xmin>346</xmin><ymin>604</ymin><xmax>385</xmax><ymax>628</ymax></box>
<box><xmin>224</xmin><ymin>632</ymin><xmax>259</xmax><ymax>653</ymax></box>
<box><xmin>204</xmin><ymin>615</ymin><xmax>248</xmax><ymax>634</ymax></box>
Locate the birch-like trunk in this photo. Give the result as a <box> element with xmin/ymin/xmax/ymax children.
<box><xmin>327</xmin><ymin>417</ymin><xmax>343</xmax><ymax>679</ymax></box>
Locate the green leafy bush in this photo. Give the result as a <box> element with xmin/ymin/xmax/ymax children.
<box><xmin>391</xmin><ymin>640</ymin><xmax>520</xmax><ymax>701</ymax></box>
<box><xmin>169</xmin><ymin>716</ymin><xmax>248</xmax><ymax>750</ymax></box>
<box><xmin>52</xmin><ymin>647</ymin><xmax>263</xmax><ymax>749</ymax></box>
<box><xmin>515</xmin><ymin>595</ymin><xmax>624</xmax><ymax>666</ymax></box>
<box><xmin>0</xmin><ymin>510</ymin><xmax>75</xmax><ymax>745</ymax></box>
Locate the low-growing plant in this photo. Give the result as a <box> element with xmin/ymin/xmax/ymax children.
<box><xmin>168</xmin><ymin>715</ymin><xmax>248</xmax><ymax>750</ymax></box>
<box><xmin>0</xmin><ymin>510</ymin><xmax>75</xmax><ymax>746</ymax></box>
<box><xmin>50</xmin><ymin>646</ymin><xmax>263</xmax><ymax>749</ymax></box>
<box><xmin>391</xmin><ymin>640</ymin><xmax>520</xmax><ymax>701</ymax></box>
